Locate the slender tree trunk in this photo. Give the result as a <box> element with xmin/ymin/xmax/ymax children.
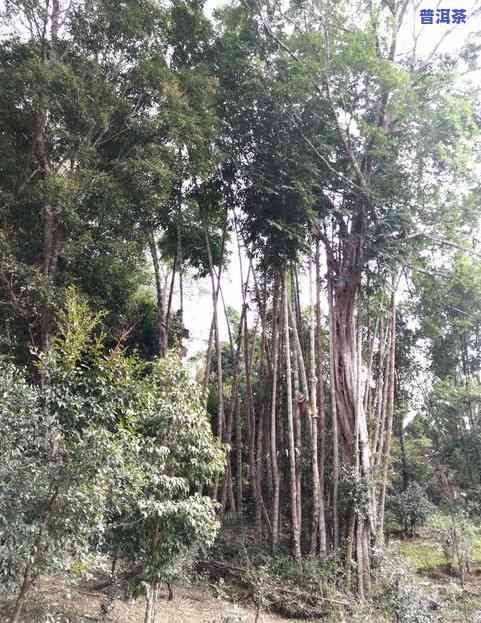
<box><xmin>327</xmin><ymin>277</ymin><xmax>339</xmax><ymax>551</ymax></box>
<box><xmin>378</xmin><ymin>295</ymin><xmax>396</xmax><ymax>543</ymax></box>
<box><xmin>227</xmin><ymin>465</ymin><xmax>237</xmax><ymax>514</ymax></box>
<box><xmin>277</xmin><ymin>304</ymin><xmax>285</xmax><ymax>459</ymax></box>
<box><xmin>144</xmin><ymin>583</ymin><xmax>154</xmax><ymax>623</ymax></box>
<box><xmin>288</xmin><ymin>292</ymin><xmax>312</xmax><ymax>548</ymax></box>
<box><xmin>354</xmin><ymin>318</ymin><xmax>367</xmax><ymax>598</ymax></box>
<box><xmin>10</xmin><ymin>562</ymin><xmax>32</xmax><ymax>623</ymax></box>
<box><xmin>204</xmin><ymin>224</ymin><xmax>225</xmax><ymax>500</ymax></box>
<box><xmin>351</xmin><ymin>307</ymin><xmax>363</xmax><ymax>588</ymax></box>
<box><xmin>230</xmin><ymin>254</ymin><xmax>253</xmax><ymax>516</ymax></box>
<box><xmin>363</xmin><ymin>317</ymin><xmax>379</xmax><ymax>415</ymax></box>
<box><xmin>211</xmin><ymin>316</ymin><xmax>223</xmax><ymax>501</ymax></box>
<box><xmin>315</xmin><ymin>241</ymin><xmax>328</xmax><ymax>557</ymax></box>
<box><xmin>292</xmin><ymin>331</ymin><xmax>302</xmax><ymax>541</ymax></box>
<box><xmin>265</xmin><ymin>397</ymin><xmax>273</xmax><ymax>503</ymax></box>
<box><xmin>356</xmin><ymin>518</ymin><xmax>365</xmax><ymax>599</ymax></box>
<box><xmin>344</xmin><ymin>510</ymin><xmax>355</xmax><ymax>591</ymax></box>
<box><xmin>165</xmin><ymin>252</ymin><xmax>177</xmax><ymax>348</ymax></box>
<box><xmin>235</xmin><ymin>366</ymin><xmax>243</xmax><ymax>516</ymax></box>
<box><xmin>244</xmin><ymin>314</ymin><xmax>258</xmax><ymax>524</ymax></box>
<box><xmin>176</xmin><ymin>181</ymin><xmax>184</xmax><ymax>337</ymax></box>
<box><xmin>374</xmin><ymin>321</ymin><xmax>391</xmax><ymax>469</ymax></box>
<box><xmin>212</xmin><ymin>311</ymin><xmax>224</xmax><ymax>444</ymax></box>
<box><xmin>149</xmin><ymin>230</ymin><xmax>167</xmax><ymax>357</ymax></box>
<box><xmin>255</xmin><ymin>402</ymin><xmax>265</xmax><ymax>540</ymax></box>
<box><xmin>10</xmin><ymin>488</ymin><xmax>59</xmax><ymax>623</ymax></box>
<box><xmin>289</xmin><ymin>299</ymin><xmax>310</xmax><ymax>409</ymax></box>
<box><xmin>362</xmin><ymin>524</ymin><xmax>371</xmax><ymax>594</ymax></box>
<box><xmin>283</xmin><ymin>270</ymin><xmax>301</xmax><ymax>563</ymax></box>
<box><xmin>36</xmin><ymin>1</ymin><xmax>61</xmax><ymax>353</ymax></box>
<box><xmin>202</xmin><ymin>318</ymin><xmax>214</xmax><ymax>399</ymax></box>
<box><xmin>399</xmin><ymin>415</ymin><xmax>409</xmax><ymax>492</ymax></box>
<box><xmin>308</xmin><ymin>257</ymin><xmax>321</xmax><ymax>555</ymax></box>
<box><xmin>33</xmin><ymin>103</ymin><xmax>60</xmax><ymax>354</ymax></box>
<box><xmin>270</xmin><ymin>276</ymin><xmax>281</xmax><ymax>550</ymax></box>
<box><xmin>293</xmin><ymin>265</ymin><xmax>302</xmax><ymax>334</ymax></box>
<box><xmin>220</xmin><ymin>290</ymin><xmax>250</xmax><ymax>515</ymax></box>
<box><xmin>258</xmin><ymin>288</ymin><xmax>273</xmax><ymax>510</ymax></box>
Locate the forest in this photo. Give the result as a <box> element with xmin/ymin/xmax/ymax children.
<box><xmin>0</xmin><ymin>0</ymin><xmax>480</xmax><ymax>622</ymax></box>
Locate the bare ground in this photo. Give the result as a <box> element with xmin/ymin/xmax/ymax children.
<box><xmin>0</xmin><ymin>575</ymin><xmax>304</xmax><ymax>623</ymax></box>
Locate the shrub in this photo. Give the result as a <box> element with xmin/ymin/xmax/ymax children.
<box><xmin>0</xmin><ymin>288</ymin><xmax>224</xmax><ymax>623</ymax></box>
<box><xmin>388</xmin><ymin>482</ymin><xmax>435</xmax><ymax>537</ymax></box>
<box><xmin>0</xmin><ymin>360</ymin><xmax>130</xmax><ymax>622</ymax></box>
<box><xmin>378</xmin><ymin>555</ymin><xmax>440</xmax><ymax>623</ymax></box>
<box><xmin>431</xmin><ymin>510</ymin><xmax>478</xmax><ymax>584</ymax></box>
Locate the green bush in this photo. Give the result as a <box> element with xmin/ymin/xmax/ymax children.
<box><xmin>388</xmin><ymin>482</ymin><xmax>435</xmax><ymax>536</ymax></box>
<box><xmin>0</xmin><ymin>288</ymin><xmax>224</xmax><ymax>623</ymax></box>
<box><xmin>378</xmin><ymin>555</ymin><xmax>440</xmax><ymax>623</ymax></box>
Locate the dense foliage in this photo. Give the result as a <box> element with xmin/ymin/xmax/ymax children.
<box><xmin>0</xmin><ymin>288</ymin><xmax>223</xmax><ymax>622</ymax></box>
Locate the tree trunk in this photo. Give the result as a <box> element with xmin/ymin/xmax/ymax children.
<box><xmin>329</xmin><ymin>267</ymin><xmax>374</xmax><ymax>588</ymax></box>
<box><xmin>362</xmin><ymin>523</ymin><xmax>371</xmax><ymax>594</ymax></box>
<box><xmin>288</xmin><ymin>299</ymin><xmax>310</xmax><ymax>412</ymax></box>
<box><xmin>232</xmin><ymin>260</ymin><xmax>253</xmax><ymax>517</ymax></box>
<box><xmin>292</xmin><ymin>329</ymin><xmax>302</xmax><ymax>541</ymax></box>
<box><xmin>244</xmin><ymin>314</ymin><xmax>258</xmax><ymax>525</ymax></box>
<box><xmin>234</xmin><ymin>367</ymin><xmax>243</xmax><ymax>516</ymax></box>
<box><xmin>308</xmin><ymin>256</ymin><xmax>322</xmax><ymax>555</ymax></box>
<box><xmin>257</xmin><ymin>295</ymin><xmax>271</xmax><ymax>537</ymax></box>
<box><xmin>356</xmin><ymin>518</ymin><xmax>365</xmax><ymax>599</ymax></box>
<box><xmin>344</xmin><ymin>510</ymin><xmax>355</xmax><ymax>591</ymax></box>
<box><xmin>283</xmin><ymin>269</ymin><xmax>301</xmax><ymax>563</ymax></box>
<box><xmin>35</xmin><ymin>0</ymin><xmax>61</xmax><ymax>353</ymax></box>
<box><xmin>204</xmin><ymin>224</ymin><xmax>225</xmax><ymax>500</ymax></box>
<box><xmin>377</xmin><ymin>295</ymin><xmax>396</xmax><ymax>543</ymax></box>
<box><xmin>9</xmin><ymin>562</ymin><xmax>32</xmax><ymax>623</ymax></box>
<box><xmin>149</xmin><ymin>231</ymin><xmax>167</xmax><ymax>357</ymax></box>
<box><xmin>144</xmin><ymin>582</ymin><xmax>154</xmax><ymax>623</ymax></box>
<box><xmin>373</xmin><ymin>318</ymin><xmax>391</xmax><ymax>470</ymax></box>
<box><xmin>9</xmin><ymin>487</ymin><xmax>59</xmax><ymax>623</ymax></box>
<box><xmin>270</xmin><ymin>276</ymin><xmax>281</xmax><ymax>550</ymax></box>
<box><xmin>399</xmin><ymin>415</ymin><xmax>409</xmax><ymax>492</ymax></box>
<box><xmin>202</xmin><ymin>318</ymin><xmax>215</xmax><ymax>399</ymax></box>
<box><xmin>221</xmin><ymin>293</ymin><xmax>250</xmax><ymax>515</ymax></box>
<box><xmin>33</xmin><ymin>105</ymin><xmax>60</xmax><ymax>354</ymax></box>
<box><xmin>255</xmin><ymin>403</ymin><xmax>265</xmax><ymax>540</ymax></box>
<box><xmin>288</xmin><ymin>293</ymin><xmax>312</xmax><ymax>548</ymax></box>
<box><xmin>164</xmin><ymin>252</ymin><xmax>177</xmax><ymax>346</ymax></box>
<box><xmin>327</xmin><ymin>277</ymin><xmax>339</xmax><ymax>551</ymax></box>
<box><xmin>315</xmin><ymin>241</ymin><xmax>328</xmax><ymax>558</ymax></box>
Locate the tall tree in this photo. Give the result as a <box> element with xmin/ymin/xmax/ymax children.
<box><xmin>0</xmin><ymin>0</ymin><xmax>220</xmax><ymax>365</ymax></box>
<box><xmin>212</xmin><ymin>0</ymin><xmax>479</xmax><ymax>587</ymax></box>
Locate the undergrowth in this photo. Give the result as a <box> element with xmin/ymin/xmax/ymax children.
<box><xmin>206</xmin><ymin>520</ymin><xmax>481</xmax><ymax>623</ymax></box>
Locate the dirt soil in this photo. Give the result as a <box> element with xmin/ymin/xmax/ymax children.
<box><xmin>0</xmin><ymin>575</ymin><xmax>296</xmax><ymax>623</ymax></box>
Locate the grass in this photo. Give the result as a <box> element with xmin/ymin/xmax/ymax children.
<box><xmin>394</xmin><ymin>515</ymin><xmax>481</xmax><ymax>574</ymax></box>
<box><xmin>398</xmin><ymin>534</ymin><xmax>481</xmax><ymax>573</ymax></box>
<box><xmin>389</xmin><ymin>520</ymin><xmax>481</xmax><ymax>623</ymax></box>
<box><xmin>397</xmin><ymin>538</ymin><xmax>445</xmax><ymax>572</ymax></box>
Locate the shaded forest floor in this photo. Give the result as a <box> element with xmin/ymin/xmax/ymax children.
<box><xmin>1</xmin><ymin>531</ymin><xmax>481</xmax><ymax>623</ymax></box>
